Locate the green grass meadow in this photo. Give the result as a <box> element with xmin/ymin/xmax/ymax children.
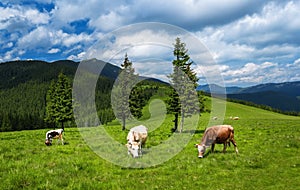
<box><xmin>0</xmin><ymin>98</ymin><xmax>300</xmax><ymax>189</ymax></box>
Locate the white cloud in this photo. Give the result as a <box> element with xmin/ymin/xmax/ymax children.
<box><xmin>0</xmin><ymin>5</ymin><xmax>50</xmax><ymax>29</ymax></box>
<box><xmin>17</xmin><ymin>26</ymin><xmax>93</xmax><ymax>51</ymax></box>
<box><xmin>195</xmin><ymin>61</ymin><xmax>298</xmax><ymax>86</ymax></box>
<box><xmin>3</xmin><ymin>42</ymin><xmax>14</xmax><ymax>48</ymax></box>
<box><xmin>221</xmin><ymin>1</ymin><xmax>300</xmax><ymax>46</ymax></box>
<box><xmin>67</xmin><ymin>52</ymin><xmax>86</xmax><ymax>61</ymax></box>
<box><xmin>217</xmin><ymin>61</ymin><xmax>297</xmax><ymax>86</ymax></box>
<box><xmin>88</xmin><ymin>5</ymin><xmax>132</xmax><ymax>32</ymax></box>
<box><xmin>48</xmin><ymin>48</ymin><xmax>60</xmax><ymax>54</ymax></box>
<box><xmin>287</xmin><ymin>58</ymin><xmax>300</xmax><ymax>68</ymax></box>
<box><xmin>85</xmin><ymin>28</ymin><xmax>176</xmax><ymax>62</ymax></box>
<box><xmin>133</xmin><ymin>60</ymin><xmax>172</xmax><ymax>81</ymax></box>
<box><xmin>24</xmin><ymin>8</ymin><xmax>50</xmax><ymax>24</ymax></box>
<box><xmin>62</xmin><ymin>32</ymin><xmax>92</xmax><ymax>47</ymax></box>
<box><xmin>17</xmin><ymin>26</ymin><xmax>55</xmax><ymax>49</ymax></box>
<box><xmin>193</xmin><ymin>1</ymin><xmax>300</xmax><ymax>70</ymax></box>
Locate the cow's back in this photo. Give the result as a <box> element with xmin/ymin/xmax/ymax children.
<box><xmin>215</xmin><ymin>125</ymin><xmax>234</xmax><ymax>143</ymax></box>
<box><xmin>202</xmin><ymin>125</ymin><xmax>234</xmax><ymax>145</ymax></box>
<box><xmin>131</xmin><ymin>125</ymin><xmax>147</xmax><ymax>133</ymax></box>
<box><xmin>127</xmin><ymin>125</ymin><xmax>148</xmax><ymax>144</ymax></box>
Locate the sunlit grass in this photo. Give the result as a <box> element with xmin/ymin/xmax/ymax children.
<box><xmin>0</xmin><ymin>97</ymin><xmax>299</xmax><ymax>189</ymax></box>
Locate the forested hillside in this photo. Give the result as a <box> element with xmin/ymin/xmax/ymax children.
<box><xmin>0</xmin><ymin>60</ymin><xmax>162</xmax><ymax>132</ymax></box>
<box><xmin>0</xmin><ymin>60</ymin><xmax>77</xmax><ymax>131</ymax></box>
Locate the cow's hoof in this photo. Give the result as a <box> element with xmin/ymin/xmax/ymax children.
<box><xmin>198</xmin><ymin>156</ymin><xmax>203</xmax><ymax>158</ymax></box>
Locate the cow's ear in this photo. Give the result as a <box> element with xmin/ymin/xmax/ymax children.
<box><xmin>125</xmin><ymin>144</ymin><xmax>130</xmax><ymax>148</ymax></box>
<box><xmin>194</xmin><ymin>144</ymin><xmax>199</xmax><ymax>148</ymax></box>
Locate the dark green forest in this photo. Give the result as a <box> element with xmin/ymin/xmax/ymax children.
<box><xmin>0</xmin><ymin>60</ymin><xmax>164</xmax><ymax>132</ymax></box>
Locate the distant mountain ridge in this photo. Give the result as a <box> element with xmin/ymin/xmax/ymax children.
<box><xmin>0</xmin><ymin>59</ymin><xmax>123</xmax><ymax>89</ymax></box>
<box><xmin>197</xmin><ymin>81</ymin><xmax>300</xmax><ymax>112</ymax></box>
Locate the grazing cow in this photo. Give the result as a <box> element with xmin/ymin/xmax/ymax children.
<box><xmin>45</xmin><ymin>129</ymin><xmax>64</xmax><ymax>146</ymax></box>
<box><xmin>126</xmin><ymin>125</ymin><xmax>148</xmax><ymax>158</ymax></box>
<box><xmin>195</xmin><ymin>125</ymin><xmax>238</xmax><ymax>158</ymax></box>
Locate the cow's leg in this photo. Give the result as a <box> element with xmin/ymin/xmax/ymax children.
<box><xmin>223</xmin><ymin>142</ymin><xmax>227</xmax><ymax>153</ymax></box>
<box><xmin>58</xmin><ymin>134</ymin><xmax>64</xmax><ymax>145</ymax></box>
<box><xmin>211</xmin><ymin>143</ymin><xmax>215</xmax><ymax>153</ymax></box>
<box><xmin>231</xmin><ymin>139</ymin><xmax>239</xmax><ymax>154</ymax></box>
<box><xmin>138</xmin><ymin>142</ymin><xmax>142</xmax><ymax>156</ymax></box>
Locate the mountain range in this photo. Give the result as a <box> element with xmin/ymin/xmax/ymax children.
<box><xmin>197</xmin><ymin>82</ymin><xmax>300</xmax><ymax>112</ymax></box>
<box><xmin>1</xmin><ymin>59</ymin><xmax>299</xmax><ymax>115</ymax></box>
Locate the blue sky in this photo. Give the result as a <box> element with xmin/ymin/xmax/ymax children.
<box><xmin>1</xmin><ymin>0</ymin><xmax>300</xmax><ymax>87</ymax></box>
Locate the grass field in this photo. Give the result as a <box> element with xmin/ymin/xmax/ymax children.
<box><xmin>0</xmin><ymin>97</ymin><xmax>300</xmax><ymax>189</ymax></box>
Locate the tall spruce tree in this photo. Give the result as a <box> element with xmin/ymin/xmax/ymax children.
<box><xmin>45</xmin><ymin>73</ymin><xmax>73</xmax><ymax>129</ymax></box>
<box><xmin>111</xmin><ymin>54</ymin><xmax>139</xmax><ymax>130</ymax></box>
<box><xmin>168</xmin><ymin>37</ymin><xmax>200</xmax><ymax>132</ymax></box>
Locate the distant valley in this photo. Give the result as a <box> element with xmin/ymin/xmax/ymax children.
<box><xmin>197</xmin><ymin>82</ymin><xmax>300</xmax><ymax>112</ymax></box>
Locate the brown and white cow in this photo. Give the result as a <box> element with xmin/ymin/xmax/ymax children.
<box><xmin>126</xmin><ymin>125</ymin><xmax>148</xmax><ymax>158</ymax></box>
<box><xmin>45</xmin><ymin>129</ymin><xmax>64</xmax><ymax>146</ymax></box>
<box><xmin>195</xmin><ymin>125</ymin><xmax>238</xmax><ymax>158</ymax></box>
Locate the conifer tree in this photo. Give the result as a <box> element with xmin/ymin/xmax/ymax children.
<box><xmin>111</xmin><ymin>54</ymin><xmax>139</xmax><ymax>130</ymax></box>
<box><xmin>45</xmin><ymin>73</ymin><xmax>73</xmax><ymax>129</ymax></box>
<box><xmin>168</xmin><ymin>37</ymin><xmax>201</xmax><ymax>132</ymax></box>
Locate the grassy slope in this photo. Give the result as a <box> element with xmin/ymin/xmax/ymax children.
<box><xmin>0</xmin><ymin>97</ymin><xmax>299</xmax><ymax>189</ymax></box>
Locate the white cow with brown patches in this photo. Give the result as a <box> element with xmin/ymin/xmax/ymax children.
<box><xmin>126</xmin><ymin>125</ymin><xmax>148</xmax><ymax>158</ymax></box>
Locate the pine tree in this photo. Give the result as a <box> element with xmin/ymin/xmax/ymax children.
<box><xmin>111</xmin><ymin>54</ymin><xmax>139</xmax><ymax>130</ymax></box>
<box><xmin>54</xmin><ymin>73</ymin><xmax>73</xmax><ymax>129</ymax></box>
<box><xmin>168</xmin><ymin>37</ymin><xmax>201</xmax><ymax>132</ymax></box>
<box><xmin>45</xmin><ymin>73</ymin><xmax>74</xmax><ymax>129</ymax></box>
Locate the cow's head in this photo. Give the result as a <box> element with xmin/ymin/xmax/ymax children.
<box><xmin>126</xmin><ymin>142</ymin><xmax>140</xmax><ymax>158</ymax></box>
<box><xmin>195</xmin><ymin>144</ymin><xmax>206</xmax><ymax>158</ymax></box>
<box><xmin>45</xmin><ymin>139</ymin><xmax>52</xmax><ymax>146</ymax></box>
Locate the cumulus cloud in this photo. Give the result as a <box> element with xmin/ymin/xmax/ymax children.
<box><xmin>0</xmin><ymin>5</ymin><xmax>50</xmax><ymax>31</ymax></box>
<box><xmin>194</xmin><ymin>60</ymin><xmax>299</xmax><ymax>86</ymax></box>
<box><xmin>17</xmin><ymin>26</ymin><xmax>93</xmax><ymax>54</ymax></box>
<box><xmin>48</xmin><ymin>48</ymin><xmax>60</xmax><ymax>54</ymax></box>
<box><xmin>67</xmin><ymin>52</ymin><xmax>86</xmax><ymax>61</ymax></box>
<box><xmin>85</xmin><ymin>27</ymin><xmax>177</xmax><ymax>62</ymax></box>
<box><xmin>221</xmin><ymin>1</ymin><xmax>300</xmax><ymax>46</ymax></box>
